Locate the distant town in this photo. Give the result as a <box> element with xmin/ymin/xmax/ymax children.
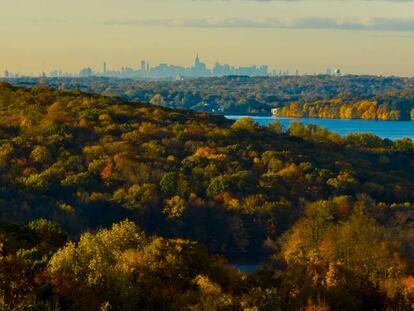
<box><xmin>2</xmin><ymin>55</ymin><xmax>342</xmax><ymax>80</ymax></box>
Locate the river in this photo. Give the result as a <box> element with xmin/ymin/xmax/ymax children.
<box><xmin>225</xmin><ymin>116</ymin><xmax>414</xmax><ymax>141</ymax></box>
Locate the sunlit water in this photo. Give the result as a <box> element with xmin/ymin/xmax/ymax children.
<box><xmin>225</xmin><ymin>116</ymin><xmax>414</xmax><ymax>141</ymax></box>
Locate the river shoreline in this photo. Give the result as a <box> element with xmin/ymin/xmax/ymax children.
<box><xmin>225</xmin><ymin>115</ymin><xmax>414</xmax><ymax>140</ymax></box>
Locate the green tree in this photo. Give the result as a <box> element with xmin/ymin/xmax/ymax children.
<box><xmin>164</xmin><ymin>196</ymin><xmax>186</xmax><ymax>218</ymax></box>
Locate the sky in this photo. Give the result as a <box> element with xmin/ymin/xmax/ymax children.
<box><xmin>1</xmin><ymin>0</ymin><xmax>414</xmax><ymax>76</ymax></box>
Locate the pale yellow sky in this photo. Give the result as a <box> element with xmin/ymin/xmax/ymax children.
<box><xmin>1</xmin><ymin>0</ymin><xmax>414</xmax><ymax>76</ymax></box>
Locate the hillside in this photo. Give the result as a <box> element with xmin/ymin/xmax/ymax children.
<box><xmin>5</xmin><ymin>75</ymin><xmax>414</xmax><ymax>119</ymax></box>
<box><xmin>1</xmin><ymin>83</ymin><xmax>414</xmax><ymax>309</ymax></box>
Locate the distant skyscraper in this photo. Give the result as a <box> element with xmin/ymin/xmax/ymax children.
<box><xmin>103</xmin><ymin>62</ymin><xmax>107</xmax><ymax>74</ymax></box>
<box><xmin>194</xmin><ymin>53</ymin><xmax>201</xmax><ymax>68</ymax></box>
<box><xmin>141</xmin><ymin>60</ymin><xmax>146</xmax><ymax>71</ymax></box>
<box><xmin>79</xmin><ymin>67</ymin><xmax>93</xmax><ymax>77</ymax></box>
<box><xmin>4</xmin><ymin>70</ymin><xmax>9</xmax><ymax>78</ymax></box>
<box><xmin>194</xmin><ymin>53</ymin><xmax>201</xmax><ymax>67</ymax></box>
<box><xmin>192</xmin><ymin>54</ymin><xmax>209</xmax><ymax>76</ymax></box>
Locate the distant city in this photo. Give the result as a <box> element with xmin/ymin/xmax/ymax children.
<box><xmin>2</xmin><ymin>55</ymin><xmax>342</xmax><ymax>80</ymax></box>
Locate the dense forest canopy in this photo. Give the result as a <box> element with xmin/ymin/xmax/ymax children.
<box><xmin>1</xmin><ymin>83</ymin><xmax>414</xmax><ymax>309</ymax></box>
<box><xmin>4</xmin><ymin>75</ymin><xmax>414</xmax><ymax>119</ymax></box>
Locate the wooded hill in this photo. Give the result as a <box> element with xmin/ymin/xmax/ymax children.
<box><xmin>5</xmin><ymin>75</ymin><xmax>414</xmax><ymax>119</ymax></box>
<box><xmin>1</xmin><ymin>83</ymin><xmax>414</xmax><ymax>310</ymax></box>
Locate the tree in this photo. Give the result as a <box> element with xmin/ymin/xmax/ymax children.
<box><xmin>231</xmin><ymin>117</ymin><xmax>260</xmax><ymax>133</ymax></box>
<box><xmin>189</xmin><ymin>275</ymin><xmax>234</xmax><ymax>310</ymax></box>
<box><xmin>150</xmin><ymin>94</ymin><xmax>165</xmax><ymax>106</ymax></box>
<box><xmin>47</xmin><ymin>221</ymin><xmax>220</xmax><ymax>310</ymax></box>
<box><xmin>207</xmin><ymin>175</ymin><xmax>233</xmax><ymax>197</ymax></box>
<box><xmin>47</xmin><ymin>221</ymin><xmax>147</xmax><ymax>310</ymax></box>
<box><xmin>279</xmin><ymin>202</ymin><xmax>407</xmax><ymax>310</ymax></box>
<box><xmin>160</xmin><ymin>172</ymin><xmax>180</xmax><ymax>195</ymax></box>
<box><xmin>164</xmin><ymin>196</ymin><xmax>186</xmax><ymax>218</ymax></box>
<box><xmin>394</xmin><ymin>138</ymin><xmax>414</xmax><ymax>152</ymax></box>
<box><xmin>327</xmin><ymin>171</ymin><xmax>358</xmax><ymax>193</ymax></box>
<box><xmin>30</xmin><ymin>145</ymin><xmax>51</xmax><ymax>164</ymax></box>
<box><xmin>288</xmin><ymin>121</ymin><xmax>306</xmax><ymax>138</ymax></box>
<box><xmin>28</xmin><ymin>219</ymin><xmax>67</xmax><ymax>255</ymax></box>
<box><xmin>268</xmin><ymin>119</ymin><xmax>285</xmax><ymax>134</ymax></box>
<box><xmin>113</xmin><ymin>184</ymin><xmax>158</xmax><ymax>210</ymax></box>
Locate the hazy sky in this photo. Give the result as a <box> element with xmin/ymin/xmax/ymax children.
<box><xmin>2</xmin><ymin>0</ymin><xmax>414</xmax><ymax>76</ymax></box>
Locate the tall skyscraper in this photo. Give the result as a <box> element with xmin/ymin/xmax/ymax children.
<box><xmin>141</xmin><ymin>60</ymin><xmax>146</xmax><ymax>71</ymax></box>
<box><xmin>194</xmin><ymin>54</ymin><xmax>201</xmax><ymax>68</ymax></box>
<box><xmin>103</xmin><ymin>62</ymin><xmax>107</xmax><ymax>75</ymax></box>
<box><xmin>192</xmin><ymin>54</ymin><xmax>208</xmax><ymax>76</ymax></box>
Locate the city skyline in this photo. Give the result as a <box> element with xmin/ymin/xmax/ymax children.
<box><xmin>0</xmin><ymin>51</ymin><xmax>410</xmax><ymax>79</ymax></box>
<box><xmin>1</xmin><ymin>0</ymin><xmax>414</xmax><ymax>76</ymax></box>
<box><xmin>3</xmin><ymin>54</ymin><xmax>300</xmax><ymax>79</ymax></box>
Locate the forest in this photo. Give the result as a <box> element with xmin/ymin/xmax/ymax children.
<box><xmin>5</xmin><ymin>75</ymin><xmax>414</xmax><ymax>120</ymax></box>
<box><xmin>1</xmin><ymin>82</ymin><xmax>414</xmax><ymax>310</ymax></box>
